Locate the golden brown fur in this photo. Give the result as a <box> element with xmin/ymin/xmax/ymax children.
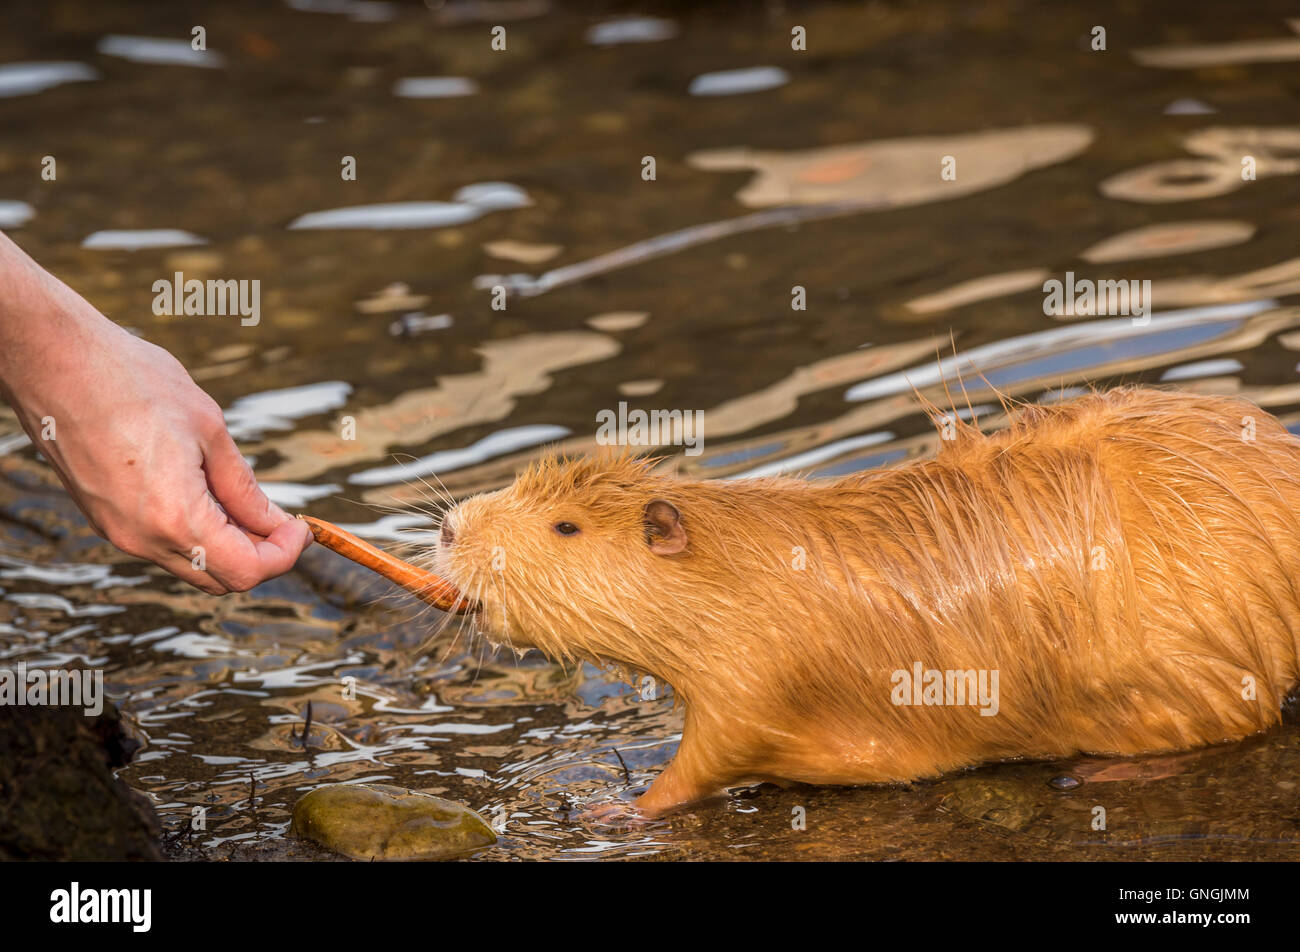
<box><xmin>432</xmin><ymin>388</ymin><xmax>1300</xmax><ymax>814</ymax></box>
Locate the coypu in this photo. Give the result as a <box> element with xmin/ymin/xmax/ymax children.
<box><xmin>429</xmin><ymin>388</ymin><xmax>1300</xmax><ymax>815</ymax></box>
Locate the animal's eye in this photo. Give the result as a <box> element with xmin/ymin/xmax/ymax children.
<box><xmin>554</xmin><ymin>521</ymin><xmax>580</xmax><ymax>536</ymax></box>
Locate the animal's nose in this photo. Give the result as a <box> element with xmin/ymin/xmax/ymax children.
<box><xmin>440</xmin><ymin>520</ymin><xmax>456</xmax><ymax>546</ymax></box>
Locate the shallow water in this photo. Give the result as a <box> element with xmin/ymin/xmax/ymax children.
<box><xmin>3</xmin><ymin>0</ymin><xmax>1300</xmax><ymax>860</ymax></box>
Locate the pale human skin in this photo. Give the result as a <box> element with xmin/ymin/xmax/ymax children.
<box><xmin>0</xmin><ymin>231</ymin><xmax>311</xmax><ymax>593</ymax></box>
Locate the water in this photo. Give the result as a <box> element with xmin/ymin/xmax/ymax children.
<box><xmin>2</xmin><ymin>0</ymin><xmax>1300</xmax><ymax>860</ymax></box>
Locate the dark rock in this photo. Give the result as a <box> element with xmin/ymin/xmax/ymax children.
<box><xmin>0</xmin><ymin>698</ymin><xmax>161</xmax><ymax>860</ymax></box>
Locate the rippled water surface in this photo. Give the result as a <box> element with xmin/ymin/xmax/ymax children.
<box><xmin>3</xmin><ymin>0</ymin><xmax>1300</xmax><ymax>860</ymax></box>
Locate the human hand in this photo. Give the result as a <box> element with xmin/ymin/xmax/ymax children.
<box><xmin>0</xmin><ymin>294</ymin><xmax>312</xmax><ymax>594</ymax></box>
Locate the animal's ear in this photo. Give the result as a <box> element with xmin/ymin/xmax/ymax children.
<box><xmin>643</xmin><ymin>499</ymin><xmax>687</xmax><ymax>555</ymax></box>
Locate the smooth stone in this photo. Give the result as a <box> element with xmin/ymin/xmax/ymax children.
<box><xmin>290</xmin><ymin>783</ymin><xmax>496</xmax><ymax>861</ymax></box>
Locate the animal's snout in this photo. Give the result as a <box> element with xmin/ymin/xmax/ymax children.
<box><xmin>440</xmin><ymin>519</ymin><xmax>456</xmax><ymax>547</ymax></box>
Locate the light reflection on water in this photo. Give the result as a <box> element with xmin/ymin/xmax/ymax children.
<box><xmin>2</xmin><ymin>0</ymin><xmax>1300</xmax><ymax>860</ymax></box>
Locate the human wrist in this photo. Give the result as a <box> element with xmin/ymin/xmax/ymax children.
<box><xmin>0</xmin><ymin>234</ymin><xmax>118</xmax><ymax>396</ymax></box>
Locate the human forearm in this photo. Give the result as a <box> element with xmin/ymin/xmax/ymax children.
<box><xmin>0</xmin><ymin>231</ymin><xmax>128</xmax><ymax>401</ymax></box>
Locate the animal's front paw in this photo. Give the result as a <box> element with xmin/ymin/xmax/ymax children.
<box><xmin>577</xmin><ymin>796</ymin><xmax>656</xmax><ymax>831</ymax></box>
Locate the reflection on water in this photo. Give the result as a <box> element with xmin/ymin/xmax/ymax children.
<box><xmin>3</xmin><ymin>0</ymin><xmax>1300</xmax><ymax>860</ymax></box>
<box><xmin>0</xmin><ymin>200</ymin><xmax>33</xmax><ymax>227</ymax></box>
<box><xmin>82</xmin><ymin>229</ymin><xmax>207</xmax><ymax>250</ymax></box>
<box><xmin>96</xmin><ymin>35</ymin><xmax>225</xmax><ymax>69</ymax></box>
<box><xmin>1134</xmin><ymin>19</ymin><xmax>1300</xmax><ymax>68</ymax></box>
<box><xmin>288</xmin><ymin>183</ymin><xmax>532</xmax><ymax>231</ymax></box>
<box><xmin>0</xmin><ymin>61</ymin><xmax>96</xmax><ymax>97</ymax></box>
<box><xmin>687</xmin><ymin>66</ymin><xmax>790</xmax><ymax>97</ymax></box>
<box><xmin>585</xmin><ymin>15</ymin><xmax>676</xmax><ymax>47</ymax></box>
<box><xmin>393</xmin><ymin>76</ymin><xmax>479</xmax><ymax>99</ymax></box>
<box><xmin>1079</xmin><ymin>220</ymin><xmax>1255</xmax><ymax>264</ymax></box>
<box><xmin>687</xmin><ymin>124</ymin><xmax>1093</xmax><ymax>208</ymax></box>
<box><xmin>253</xmin><ymin>330</ymin><xmax>619</xmax><ymax>482</ymax></box>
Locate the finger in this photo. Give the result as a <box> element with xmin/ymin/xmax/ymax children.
<box><xmin>201</xmin><ymin>428</ymin><xmax>291</xmax><ymax>536</ymax></box>
<box><xmin>198</xmin><ymin>517</ymin><xmax>312</xmax><ymax>592</ymax></box>
<box><xmin>256</xmin><ymin>517</ymin><xmax>315</xmax><ymax>571</ymax></box>
<box><xmin>149</xmin><ymin>548</ymin><xmax>230</xmax><ymax>596</ymax></box>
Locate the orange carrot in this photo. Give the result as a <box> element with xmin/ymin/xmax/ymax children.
<box><xmin>298</xmin><ymin>515</ymin><xmax>478</xmax><ymax>615</ymax></box>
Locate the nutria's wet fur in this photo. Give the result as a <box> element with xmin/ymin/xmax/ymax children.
<box><xmin>433</xmin><ymin>388</ymin><xmax>1300</xmax><ymax>814</ymax></box>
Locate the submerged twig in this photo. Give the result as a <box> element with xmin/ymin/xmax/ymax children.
<box><xmin>611</xmin><ymin>747</ymin><xmax>631</xmax><ymax>784</ymax></box>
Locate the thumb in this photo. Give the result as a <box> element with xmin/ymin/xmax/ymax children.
<box><xmin>202</xmin><ymin>426</ymin><xmax>291</xmax><ymax>536</ymax></box>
